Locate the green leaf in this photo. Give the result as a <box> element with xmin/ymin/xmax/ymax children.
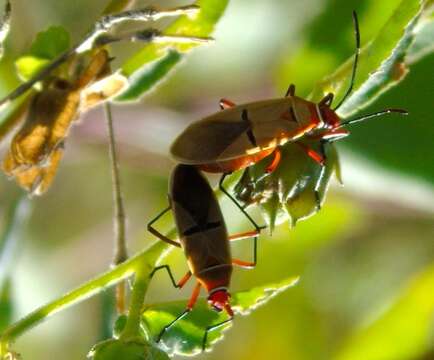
<box><xmin>336</xmin><ymin>263</ymin><xmax>434</xmax><ymax>360</ymax></box>
<box><xmin>14</xmin><ymin>26</ymin><xmax>70</xmax><ymax>81</ymax></box>
<box><xmin>0</xmin><ymin>196</ymin><xmax>30</xmax><ymax>333</ymax></box>
<box><xmin>88</xmin><ymin>338</ymin><xmax>169</xmax><ymax>360</ymax></box>
<box><xmin>117</xmin><ymin>0</ymin><xmax>229</xmax><ymax>101</ymax></box>
<box><xmin>310</xmin><ymin>0</ymin><xmax>433</xmax><ymax>117</ymax></box>
<box><xmin>112</xmin><ymin>315</ymin><xmax>128</xmax><ymax>339</ymax></box>
<box><xmin>29</xmin><ymin>26</ymin><xmax>71</xmax><ymax>60</ymax></box>
<box><xmin>0</xmin><ymin>279</ymin><xmax>13</xmax><ymax>332</ymax></box>
<box><xmin>103</xmin><ymin>0</ymin><xmax>135</xmax><ymax>15</ymax></box>
<box><xmin>0</xmin><ymin>195</ymin><xmax>30</xmax><ymax>280</ymax></box>
<box><xmin>14</xmin><ymin>56</ymin><xmax>50</xmax><ymax>82</ymax></box>
<box><xmin>346</xmin><ymin>50</ymin><xmax>434</xmax><ymax>185</ymax></box>
<box><xmin>116</xmin><ymin>51</ymin><xmax>181</xmax><ymax>102</ymax></box>
<box><xmin>142</xmin><ymin>277</ymin><xmax>299</xmax><ymax>356</ymax></box>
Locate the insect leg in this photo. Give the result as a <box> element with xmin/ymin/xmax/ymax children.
<box><xmin>228</xmin><ymin>229</ymin><xmax>259</xmax><ymax>241</ymax></box>
<box><xmin>265</xmin><ymin>148</ymin><xmax>281</xmax><ymax>173</ymax></box>
<box><xmin>219</xmin><ymin>98</ymin><xmax>236</xmax><ymax>110</ymax></box>
<box><xmin>333</xmin><ymin>11</ymin><xmax>361</xmax><ymax>111</ymax></box>
<box><xmin>219</xmin><ymin>173</ymin><xmax>266</xmax><ymax>232</ymax></box>
<box><xmin>232</xmin><ymin>235</ymin><xmax>257</xmax><ymax>269</ymax></box>
<box><xmin>285</xmin><ymin>84</ymin><xmax>295</xmax><ymax>97</ymax></box>
<box><xmin>157</xmin><ymin>282</ymin><xmax>202</xmax><ymax>343</ymax></box>
<box><xmin>313</xmin><ymin>140</ymin><xmax>328</xmax><ymax>211</ymax></box>
<box><xmin>202</xmin><ymin>317</ymin><xmax>234</xmax><ymax>352</ymax></box>
<box><xmin>296</xmin><ymin>141</ymin><xmax>328</xmax><ymax>210</ymax></box>
<box><xmin>147</xmin><ymin>205</ymin><xmax>181</xmax><ymax>247</ymax></box>
<box><xmin>150</xmin><ymin>265</ymin><xmax>192</xmax><ymax>289</ymax></box>
<box><xmin>296</xmin><ymin>142</ymin><xmax>325</xmax><ymax>165</ymax></box>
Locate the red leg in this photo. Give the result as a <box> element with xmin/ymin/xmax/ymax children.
<box><xmin>178</xmin><ymin>271</ymin><xmax>192</xmax><ymax>288</ymax></box>
<box><xmin>228</xmin><ymin>226</ymin><xmax>260</xmax><ymax>268</ymax></box>
<box><xmin>265</xmin><ymin>148</ymin><xmax>281</xmax><ymax>173</ymax></box>
<box><xmin>229</xmin><ymin>229</ymin><xmax>259</xmax><ymax>242</ymax></box>
<box><xmin>297</xmin><ymin>143</ymin><xmax>325</xmax><ymax>166</ymax></box>
<box><xmin>232</xmin><ymin>258</ymin><xmax>255</xmax><ymax>269</ymax></box>
<box><xmin>187</xmin><ymin>282</ymin><xmax>202</xmax><ymax>309</ymax></box>
<box><xmin>219</xmin><ymin>98</ymin><xmax>236</xmax><ymax>110</ymax></box>
<box><xmin>157</xmin><ymin>281</ymin><xmax>201</xmax><ymax>343</ymax></box>
<box><xmin>150</xmin><ymin>266</ymin><xmax>191</xmax><ymax>289</ymax></box>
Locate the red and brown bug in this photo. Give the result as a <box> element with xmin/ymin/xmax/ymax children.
<box><xmin>148</xmin><ymin>164</ymin><xmax>260</xmax><ymax>351</ymax></box>
<box><xmin>170</xmin><ymin>12</ymin><xmax>407</xmax><ymax>184</ymax></box>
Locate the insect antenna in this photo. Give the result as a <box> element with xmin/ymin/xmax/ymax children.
<box><xmin>337</xmin><ymin>108</ymin><xmax>408</xmax><ymax>128</ymax></box>
<box><xmin>333</xmin><ymin>11</ymin><xmax>361</xmax><ymax>111</ymax></box>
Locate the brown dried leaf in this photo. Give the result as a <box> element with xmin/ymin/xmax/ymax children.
<box><xmin>2</xmin><ymin>49</ymin><xmax>114</xmax><ymax>195</ymax></box>
<box><xmin>81</xmin><ymin>72</ymin><xmax>128</xmax><ymax>110</ymax></box>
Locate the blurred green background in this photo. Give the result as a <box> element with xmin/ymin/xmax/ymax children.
<box><xmin>0</xmin><ymin>0</ymin><xmax>433</xmax><ymax>359</ymax></box>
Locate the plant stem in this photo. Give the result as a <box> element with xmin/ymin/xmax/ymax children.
<box><xmin>104</xmin><ymin>103</ymin><xmax>128</xmax><ymax>315</ymax></box>
<box><xmin>105</xmin><ymin>103</ymin><xmax>128</xmax><ymax>266</ymax></box>
<box><xmin>0</xmin><ymin>240</ymin><xmax>169</xmax><ymax>353</ymax></box>
<box><xmin>119</xmin><ymin>265</ymin><xmax>149</xmax><ymax>340</ymax></box>
<box><xmin>0</xmin><ymin>172</ymin><xmax>239</xmax><ymax>355</ymax></box>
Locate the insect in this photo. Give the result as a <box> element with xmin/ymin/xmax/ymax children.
<box><xmin>170</xmin><ymin>11</ymin><xmax>407</xmax><ymax>182</ymax></box>
<box><xmin>148</xmin><ymin>164</ymin><xmax>261</xmax><ymax>351</ymax></box>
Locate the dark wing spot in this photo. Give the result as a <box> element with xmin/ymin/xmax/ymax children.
<box><xmin>183</xmin><ymin>221</ymin><xmax>222</xmax><ymax>236</ymax></box>
<box><xmin>289</xmin><ymin>107</ymin><xmax>298</xmax><ymax>123</ymax></box>
<box><xmin>280</xmin><ymin>107</ymin><xmax>298</xmax><ymax>124</ymax></box>
<box><xmin>242</xmin><ymin>109</ymin><xmax>257</xmax><ymax>147</ymax></box>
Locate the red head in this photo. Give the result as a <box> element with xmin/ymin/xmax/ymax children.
<box><xmin>207</xmin><ymin>288</ymin><xmax>234</xmax><ymax>317</ymax></box>
<box><xmin>312</xmin><ymin>101</ymin><xmax>350</xmax><ymax>141</ymax></box>
<box><xmin>320</xmin><ymin>105</ymin><xmax>341</xmax><ymax>129</ymax></box>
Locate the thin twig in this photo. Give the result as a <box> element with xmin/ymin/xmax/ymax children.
<box><xmin>104</xmin><ymin>103</ymin><xmax>128</xmax><ymax>314</ymax></box>
<box><xmin>0</xmin><ymin>0</ymin><xmax>12</xmax><ymax>59</ymax></box>
<box><xmin>0</xmin><ymin>3</ymin><xmax>202</xmax><ymax>110</ymax></box>
<box><xmin>0</xmin><ymin>175</ymin><xmax>235</xmax><ymax>353</ymax></box>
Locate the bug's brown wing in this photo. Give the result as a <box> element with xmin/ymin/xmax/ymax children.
<box><xmin>170</xmin><ymin>165</ymin><xmax>231</xmax><ymax>274</ymax></box>
<box><xmin>170</xmin><ymin>98</ymin><xmax>302</xmax><ymax>164</ymax></box>
<box><xmin>170</xmin><ymin>112</ymin><xmax>250</xmax><ymax>164</ymax></box>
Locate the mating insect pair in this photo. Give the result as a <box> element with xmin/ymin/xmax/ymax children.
<box><xmin>148</xmin><ymin>164</ymin><xmax>264</xmax><ymax>351</ymax></box>
<box><xmin>147</xmin><ymin>10</ymin><xmax>408</xmax><ymax>352</ymax></box>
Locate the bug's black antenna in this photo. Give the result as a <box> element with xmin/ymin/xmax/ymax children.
<box><xmin>338</xmin><ymin>108</ymin><xmax>408</xmax><ymax>128</ymax></box>
<box><xmin>334</xmin><ymin>11</ymin><xmax>360</xmax><ymax>111</ymax></box>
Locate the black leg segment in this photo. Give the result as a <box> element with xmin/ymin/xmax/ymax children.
<box><xmin>156</xmin><ymin>308</ymin><xmax>191</xmax><ymax>343</ymax></box>
<box><xmin>219</xmin><ymin>173</ymin><xmax>266</xmax><ymax>232</ymax></box>
<box><xmin>202</xmin><ymin>317</ymin><xmax>234</xmax><ymax>351</ymax></box>
<box><xmin>147</xmin><ymin>205</ymin><xmax>181</xmax><ymax>247</ymax></box>
<box><xmin>150</xmin><ymin>265</ymin><xmax>186</xmax><ymax>289</ymax></box>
